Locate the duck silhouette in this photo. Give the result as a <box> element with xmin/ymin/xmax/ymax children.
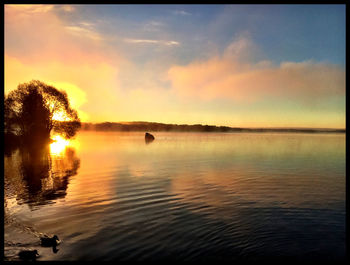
<box><xmin>18</xmin><ymin>250</ymin><xmax>39</xmax><ymax>261</ymax></box>
<box><xmin>40</xmin><ymin>235</ymin><xmax>60</xmax><ymax>247</ymax></box>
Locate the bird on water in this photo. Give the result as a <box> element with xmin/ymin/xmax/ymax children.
<box><xmin>40</xmin><ymin>235</ymin><xmax>60</xmax><ymax>247</ymax></box>
<box><xmin>18</xmin><ymin>250</ymin><xmax>39</xmax><ymax>261</ymax></box>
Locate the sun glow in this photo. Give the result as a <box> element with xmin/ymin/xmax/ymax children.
<box><xmin>52</xmin><ymin>110</ymin><xmax>70</xmax><ymax>121</ymax></box>
<box><xmin>50</xmin><ymin>135</ymin><xmax>70</xmax><ymax>155</ymax></box>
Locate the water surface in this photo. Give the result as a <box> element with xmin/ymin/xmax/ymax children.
<box><xmin>4</xmin><ymin>131</ymin><xmax>346</xmax><ymax>261</ymax></box>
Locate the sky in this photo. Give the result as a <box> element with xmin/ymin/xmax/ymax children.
<box><xmin>4</xmin><ymin>4</ymin><xmax>346</xmax><ymax>128</ymax></box>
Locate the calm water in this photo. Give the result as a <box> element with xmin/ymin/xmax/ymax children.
<box><xmin>4</xmin><ymin>131</ymin><xmax>346</xmax><ymax>261</ymax></box>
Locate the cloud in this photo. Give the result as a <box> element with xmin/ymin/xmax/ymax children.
<box><xmin>78</xmin><ymin>21</ymin><xmax>94</xmax><ymax>28</ymax></box>
<box><xmin>5</xmin><ymin>4</ymin><xmax>182</xmax><ymax>123</ymax></box>
<box><xmin>143</xmin><ymin>20</ymin><xmax>165</xmax><ymax>31</ymax></box>
<box><xmin>5</xmin><ymin>4</ymin><xmax>55</xmax><ymax>14</ymax></box>
<box><xmin>224</xmin><ymin>32</ymin><xmax>260</xmax><ymax>62</ymax></box>
<box><xmin>5</xmin><ymin>4</ymin><xmax>76</xmax><ymax>14</ymax></box>
<box><xmin>124</xmin><ymin>38</ymin><xmax>180</xmax><ymax>46</ymax></box>
<box><xmin>4</xmin><ymin>4</ymin><xmax>124</xmax><ymax>122</ymax></box>
<box><xmin>65</xmin><ymin>25</ymin><xmax>103</xmax><ymax>41</ymax></box>
<box><xmin>168</xmin><ymin>36</ymin><xmax>345</xmax><ymax>105</ymax></box>
<box><xmin>173</xmin><ymin>10</ymin><xmax>191</xmax><ymax>16</ymax></box>
<box><xmin>60</xmin><ymin>5</ymin><xmax>75</xmax><ymax>12</ymax></box>
<box><xmin>5</xmin><ymin>6</ymin><xmax>345</xmax><ymax>128</ymax></box>
<box><xmin>5</xmin><ymin>5</ymin><xmax>121</xmax><ymax>66</ymax></box>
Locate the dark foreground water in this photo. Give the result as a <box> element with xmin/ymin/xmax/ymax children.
<box><xmin>4</xmin><ymin>131</ymin><xmax>346</xmax><ymax>262</ymax></box>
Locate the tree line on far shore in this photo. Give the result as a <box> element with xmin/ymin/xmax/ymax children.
<box><xmin>80</xmin><ymin>121</ymin><xmax>345</xmax><ymax>134</ymax></box>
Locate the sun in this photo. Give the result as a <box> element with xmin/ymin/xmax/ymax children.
<box><xmin>52</xmin><ymin>110</ymin><xmax>70</xmax><ymax>121</ymax></box>
<box><xmin>50</xmin><ymin>135</ymin><xmax>70</xmax><ymax>155</ymax></box>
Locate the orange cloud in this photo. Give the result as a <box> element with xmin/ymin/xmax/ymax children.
<box><xmin>5</xmin><ymin>4</ymin><xmax>116</xmax><ymax>65</ymax></box>
<box><xmin>5</xmin><ymin>4</ymin><xmax>55</xmax><ymax>14</ymax></box>
<box><xmin>4</xmin><ymin>4</ymin><xmax>125</xmax><ymax>123</ymax></box>
<box><xmin>4</xmin><ymin>6</ymin><xmax>345</xmax><ymax>128</ymax></box>
<box><xmin>168</xmin><ymin>38</ymin><xmax>345</xmax><ymax>105</ymax></box>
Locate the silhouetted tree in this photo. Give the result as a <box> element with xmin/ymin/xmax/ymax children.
<box><xmin>5</xmin><ymin>80</ymin><xmax>81</xmax><ymax>145</ymax></box>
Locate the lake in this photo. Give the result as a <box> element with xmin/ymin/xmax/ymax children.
<box><xmin>4</xmin><ymin>131</ymin><xmax>346</xmax><ymax>262</ymax></box>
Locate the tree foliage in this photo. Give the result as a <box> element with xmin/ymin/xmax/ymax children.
<box><xmin>5</xmin><ymin>80</ymin><xmax>81</xmax><ymax>144</ymax></box>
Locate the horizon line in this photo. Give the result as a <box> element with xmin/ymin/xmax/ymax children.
<box><xmin>80</xmin><ymin>120</ymin><xmax>345</xmax><ymax>131</ymax></box>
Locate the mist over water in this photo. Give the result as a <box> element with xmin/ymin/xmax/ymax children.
<box><xmin>4</xmin><ymin>131</ymin><xmax>345</xmax><ymax>261</ymax></box>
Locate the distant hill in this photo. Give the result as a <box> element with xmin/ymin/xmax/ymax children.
<box><xmin>80</xmin><ymin>121</ymin><xmax>345</xmax><ymax>134</ymax></box>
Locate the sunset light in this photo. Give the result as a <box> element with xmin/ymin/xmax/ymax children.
<box><xmin>4</xmin><ymin>4</ymin><xmax>345</xmax><ymax>263</ymax></box>
<box><xmin>4</xmin><ymin>4</ymin><xmax>345</xmax><ymax>128</ymax></box>
<box><xmin>52</xmin><ymin>111</ymin><xmax>70</xmax><ymax>121</ymax></box>
<box><xmin>50</xmin><ymin>134</ymin><xmax>70</xmax><ymax>155</ymax></box>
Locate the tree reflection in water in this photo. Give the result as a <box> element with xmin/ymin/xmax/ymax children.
<box><xmin>5</xmin><ymin>140</ymin><xmax>80</xmax><ymax>208</ymax></box>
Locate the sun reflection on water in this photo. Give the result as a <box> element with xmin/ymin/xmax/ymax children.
<box><xmin>50</xmin><ymin>135</ymin><xmax>70</xmax><ymax>156</ymax></box>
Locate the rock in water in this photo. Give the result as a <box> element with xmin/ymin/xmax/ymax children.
<box><xmin>145</xmin><ymin>132</ymin><xmax>155</xmax><ymax>142</ymax></box>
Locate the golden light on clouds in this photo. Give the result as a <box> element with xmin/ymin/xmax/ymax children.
<box><xmin>168</xmin><ymin>57</ymin><xmax>345</xmax><ymax>103</ymax></box>
<box><xmin>4</xmin><ymin>4</ymin><xmax>345</xmax><ymax>128</ymax></box>
<box><xmin>5</xmin><ymin>3</ymin><xmax>122</xmax><ymax>123</ymax></box>
<box><xmin>6</xmin><ymin>4</ymin><xmax>55</xmax><ymax>14</ymax></box>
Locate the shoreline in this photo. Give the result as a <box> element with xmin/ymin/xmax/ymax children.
<box><xmin>79</xmin><ymin>122</ymin><xmax>345</xmax><ymax>134</ymax></box>
<box><xmin>78</xmin><ymin>128</ymin><xmax>346</xmax><ymax>134</ymax></box>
